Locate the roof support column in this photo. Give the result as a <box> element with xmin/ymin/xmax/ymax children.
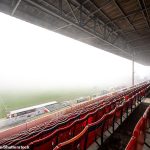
<box><xmin>132</xmin><ymin>53</ymin><xmax>135</xmax><ymax>86</ymax></box>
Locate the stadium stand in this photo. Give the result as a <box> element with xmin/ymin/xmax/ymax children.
<box><xmin>0</xmin><ymin>82</ymin><xmax>149</xmax><ymax>150</ymax></box>
<box><xmin>125</xmin><ymin>106</ymin><xmax>150</xmax><ymax>150</ymax></box>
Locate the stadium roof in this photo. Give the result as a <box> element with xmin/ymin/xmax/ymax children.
<box><xmin>10</xmin><ymin>101</ymin><xmax>57</xmax><ymax>114</ymax></box>
<box><xmin>0</xmin><ymin>0</ymin><xmax>150</xmax><ymax>65</ymax></box>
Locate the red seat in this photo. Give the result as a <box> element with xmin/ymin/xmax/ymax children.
<box><xmin>87</xmin><ymin>109</ymin><xmax>98</xmax><ymax>124</ymax></box>
<box><xmin>126</xmin><ymin>114</ymin><xmax>149</xmax><ymax>150</ymax></box>
<box><xmin>132</xmin><ymin>95</ymin><xmax>137</xmax><ymax>108</ymax></box>
<box><xmin>138</xmin><ymin>92</ymin><xmax>142</xmax><ymax>102</ymax></box>
<box><xmin>105</xmin><ymin>103</ymin><xmax>112</xmax><ymax>113</ymax></box>
<box><xmin>29</xmin><ymin>110</ymin><xmax>96</xmax><ymax>150</ymax></box>
<box><xmin>130</xmin><ymin>97</ymin><xmax>135</xmax><ymax>112</ymax></box>
<box><xmin>143</xmin><ymin>106</ymin><xmax>150</xmax><ymax>129</ymax></box>
<box><xmin>16</xmin><ymin>114</ymin><xmax>79</xmax><ymax>146</ymax></box>
<box><xmin>29</xmin><ymin>129</ymin><xmax>58</xmax><ymax>150</ymax></box>
<box><xmin>103</xmin><ymin>109</ymin><xmax>116</xmax><ymax>133</ymax></box>
<box><xmin>53</xmin><ymin>126</ymin><xmax>88</xmax><ymax>150</ymax></box>
<box><xmin>86</xmin><ymin>115</ymin><xmax>106</xmax><ymax>148</ymax></box>
<box><xmin>15</xmin><ymin>119</ymin><xmax>60</xmax><ymax>146</ymax></box>
<box><xmin>124</xmin><ymin>95</ymin><xmax>129</xmax><ymax>101</ymax></box>
<box><xmin>28</xmin><ymin>99</ymin><xmax>113</xmax><ymax>150</ymax></box>
<box><xmin>133</xmin><ymin>117</ymin><xmax>146</xmax><ymax>138</ymax></box>
<box><xmin>15</xmin><ymin>131</ymin><xmax>42</xmax><ymax>146</ymax></box>
<box><xmin>140</xmin><ymin>89</ymin><xmax>145</xmax><ymax>98</ymax></box>
<box><xmin>73</xmin><ymin>115</ymin><xmax>88</xmax><ymax>136</ymax></box>
<box><xmin>110</xmin><ymin>101</ymin><xmax>116</xmax><ymax>110</ymax></box>
<box><xmin>122</xmin><ymin>101</ymin><xmax>128</xmax><ymax>116</ymax></box>
<box><xmin>42</xmin><ymin>114</ymin><xmax>79</xmax><ymax>139</ymax></box>
<box><xmin>115</xmin><ymin>105</ymin><xmax>123</xmax><ymax>124</ymax></box>
<box><xmin>132</xmin><ymin>117</ymin><xmax>146</xmax><ymax>150</ymax></box>
<box><xmin>79</xmin><ymin>107</ymin><xmax>94</xmax><ymax>119</ymax></box>
<box><xmin>96</xmin><ymin>105</ymin><xmax>106</xmax><ymax>121</ymax></box>
<box><xmin>126</xmin><ymin>99</ymin><xmax>132</xmax><ymax>116</ymax></box>
<box><xmin>38</xmin><ymin>121</ymin><xmax>66</xmax><ymax>139</ymax></box>
<box><xmin>57</xmin><ymin>121</ymin><xmax>76</xmax><ymax>144</ymax></box>
<box><xmin>29</xmin><ymin>119</ymin><xmax>80</xmax><ymax>150</ymax></box>
<box><xmin>125</xmin><ymin>136</ymin><xmax>137</xmax><ymax>150</ymax></box>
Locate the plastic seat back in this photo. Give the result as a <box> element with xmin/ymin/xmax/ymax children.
<box><xmin>58</xmin><ymin>120</ymin><xmax>77</xmax><ymax>144</ymax></box>
<box><xmin>54</xmin><ymin>126</ymin><xmax>88</xmax><ymax>150</ymax></box>
<box><xmin>103</xmin><ymin>109</ymin><xmax>116</xmax><ymax>132</ymax></box>
<box><xmin>29</xmin><ymin>129</ymin><xmax>58</xmax><ymax>150</ymax></box>
<box><xmin>96</xmin><ymin>105</ymin><xmax>105</xmax><ymax>121</ymax></box>
<box><xmin>133</xmin><ymin>117</ymin><xmax>146</xmax><ymax>149</ymax></box>
<box><xmin>125</xmin><ymin>136</ymin><xmax>137</xmax><ymax>150</ymax></box>
<box><xmin>143</xmin><ymin>106</ymin><xmax>150</xmax><ymax>129</ymax></box>
<box><xmin>73</xmin><ymin>115</ymin><xmax>88</xmax><ymax>136</ymax></box>
<box><xmin>115</xmin><ymin>105</ymin><xmax>123</xmax><ymax>124</ymax></box>
<box><xmin>86</xmin><ymin>115</ymin><xmax>106</xmax><ymax>148</ymax></box>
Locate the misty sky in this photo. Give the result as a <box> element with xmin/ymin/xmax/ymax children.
<box><xmin>0</xmin><ymin>12</ymin><xmax>150</xmax><ymax>91</ymax></box>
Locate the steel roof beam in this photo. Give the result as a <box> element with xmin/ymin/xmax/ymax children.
<box><xmin>83</xmin><ymin>0</ymin><xmax>112</xmax><ymax>26</ymax></box>
<box><xmin>78</xmin><ymin>36</ymin><xmax>96</xmax><ymax>40</ymax></box>
<box><xmin>114</xmin><ymin>26</ymin><xmax>150</xmax><ymax>34</ymax></box>
<box><xmin>136</xmin><ymin>50</ymin><xmax>150</xmax><ymax>54</ymax></box>
<box><xmin>11</xmin><ymin>0</ymin><xmax>22</xmax><ymax>15</ymax></box>
<box><xmin>24</xmin><ymin>0</ymin><xmax>131</xmax><ymax>57</ymax></box>
<box><xmin>64</xmin><ymin>0</ymin><xmax>89</xmax><ymax>17</ymax></box>
<box><xmin>88</xmin><ymin>0</ymin><xmax>120</xmax><ymax>33</ymax></box>
<box><xmin>70</xmin><ymin>0</ymin><xmax>124</xmax><ymax>40</ymax></box>
<box><xmin>70</xmin><ymin>1</ymin><xmax>112</xmax><ymax>31</ymax></box>
<box><xmin>138</xmin><ymin>0</ymin><xmax>150</xmax><ymax>28</ymax></box>
<box><xmin>113</xmin><ymin>0</ymin><xmax>136</xmax><ymax>31</ymax></box>
<box><xmin>127</xmin><ymin>35</ymin><xmax>150</xmax><ymax>43</ymax></box>
<box><xmin>142</xmin><ymin>0</ymin><xmax>150</xmax><ymax>28</ymax></box>
<box><xmin>132</xmin><ymin>44</ymin><xmax>150</xmax><ymax>48</ymax></box>
<box><xmin>65</xmin><ymin>0</ymin><xmax>79</xmax><ymax>23</ymax></box>
<box><xmin>105</xmin><ymin>7</ymin><xmax>150</xmax><ymax>26</ymax></box>
<box><xmin>53</xmin><ymin>24</ymin><xmax>72</xmax><ymax>31</ymax></box>
<box><xmin>41</xmin><ymin>0</ymin><xmax>96</xmax><ymax>30</ymax></box>
<box><xmin>41</xmin><ymin>0</ymin><xmax>117</xmax><ymax>39</ymax></box>
<box><xmin>86</xmin><ymin>0</ymin><xmax>127</xmax><ymax>46</ymax></box>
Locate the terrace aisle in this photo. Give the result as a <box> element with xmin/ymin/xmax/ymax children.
<box><xmin>100</xmin><ymin>98</ymin><xmax>150</xmax><ymax>150</ymax></box>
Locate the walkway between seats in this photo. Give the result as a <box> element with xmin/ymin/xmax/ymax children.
<box><xmin>100</xmin><ymin>98</ymin><xmax>150</xmax><ymax>150</ymax></box>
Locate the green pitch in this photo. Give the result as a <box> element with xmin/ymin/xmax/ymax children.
<box><xmin>0</xmin><ymin>89</ymin><xmax>97</xmax><ymax>119</ymax></box>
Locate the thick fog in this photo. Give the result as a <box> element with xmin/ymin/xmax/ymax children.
<box><xmin>0</xmin><ymin>13</ymin><xmax>150</xmax><ymax>92</ymax></box>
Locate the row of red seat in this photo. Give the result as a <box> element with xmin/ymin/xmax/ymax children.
<box><xmin>125</xmin><ymin>106</ymin><xmax>150</xmax><ymax>150</ymax></box>
<box><xmin>0</xmin><ymin>95</ymin><xmax>109</xmax><ymax>145</ymax></box>
<box><xmin>27</xmin><ymin>84</ymin><xmax>150</xmax><ymax>150</ymax></box>
<box><xmin>1</xmin><ymin>82</ymin><xmax>144</xmax><ymax>145</ymax></box>
<box><xmin>5</xmin><ymin>101</ymin><xmax>107</xmax><ymax>146</ymax></box>
<box><xmin>15</xmin><ymin>101</ymin><xmax>115</xmax><ymax>146</ymax></box>
<box><xmin>0</xmin><ymin>82</ymin><xmax>149</xmax><ymax>148</ymax></box>
<box><xmin>0</xmin><ymin>84</ymin><xmax>147</xmax><ymax>147</ymax></box>
<box><xmin>28</xmin><ymin>102</ymin><xmax>116</xmax><ymax>150</ymax></box>
<box><xmin>0</xmin><ymin>88</ymin><xmax>130</xmax><ymax>145</ymax></box>
<box><xmin>52</xmin><ymin>86</ymin><xmax>149</xmax><ymax>150</ymax></box>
